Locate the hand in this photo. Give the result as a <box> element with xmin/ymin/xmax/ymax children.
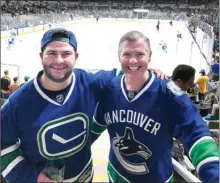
<box><xmin>148</xmin><ymin>68</ymin><xmax>168</xmax><ymax>80</ymax></box>
<box><xmin>37</xmin><ymin>171</ymin><xmax>57</xmax><ymax>183</ymax></box>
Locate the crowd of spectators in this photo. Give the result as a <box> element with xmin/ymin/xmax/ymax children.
<box><xmin>1</xmin><ymin>1</ymin><xmax>69</xmax><ymax>17</ymax></box>
<box><xmin>1</xmin><ymin>0</ymin><xmax>219</xmax><ymax>31</ymax></box>
<box><xmin>0</xmin><ymin>70</ymin><xmax>30</xmax><ymax>103</ymax></box>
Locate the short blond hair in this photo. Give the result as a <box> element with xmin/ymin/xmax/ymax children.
<box><xmin>118</xmin><ymin>31</ymin><xmax>151</xmax><ymax>57</ymax></box>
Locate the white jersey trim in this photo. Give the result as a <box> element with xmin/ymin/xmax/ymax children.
<box><xmin>116</xmin><ymin>69</ymin><xmax>122</xmax><ymax>76</ymax></box>
<box><xmin>108</xmin><ymin>161</ymin><xmax>131</xmax><ymax>182</ymax></box>
<box><xmin>84</xmin><ymin>167</ymin><xmax>94</xmax><ymax>182</ymax></box>
<box><xmin>1</xmin><ymin>141</ymin><xmax>20</xmax><ymax>156</ymax></box>
<box><xmin>189</xmin><ymin>136</ymin><xmax>214</xmax><ymax>158</ymax></box>
<box><xmin>197</xmin><ymin>157</ymin><xmax>219</xmax><ymax>173</ymax></box>
<box><xmin>34</xmin><ymin>73</ymin><xmax>75</xmax><ymax>106</ymax></box>
<box><xmin>165</xmin><ymin>173</ymin><xmax>173</xmax><ymax>182</ymax></box>
<box><xmin>107</xmin><ymin>171</ymin><xmax>114</xmax><ymax>182</ymax></box>
<box><xmin>166</xmin><ymin>81</ymin><xmax>186</xmax><ymax>96</ymax></box>
<box><xmin>91</xmin><ymin>130</ymin><xmax>102</xmax><ymax>135</ymax></box>
<box><xmin>121</xmin><ymin>74</ymin><xmax>155</xmax><ymax>103</ymax></box>
<box><xmin>2</xmin><ymin>156</ymin><xmax>24</xmax><ymax>177</ymax></box>
<box><xmin>93</xmin><ymin>116</ymin><xmax>107</xmax><ymax>127</ymax></box>
<box><xmin>63</xmin><ymin>156</ymin><xmax>92</xmax><ymax>182</ymax></box>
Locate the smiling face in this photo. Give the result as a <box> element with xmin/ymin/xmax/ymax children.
<box><xmin>119</xmin><ymin>38</ymin><xmax>152</xmax><ymax>78</ymax></box>
<box><xmin>40</xmin><ymin>41</ymin><xmax>78</xmax><ymax>83</ymax></box>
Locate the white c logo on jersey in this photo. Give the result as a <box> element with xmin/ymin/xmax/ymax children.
<box><xmin>37</xmin><ymin>113</ymin><xmax>89</xmax><ymax>159</ymax></box>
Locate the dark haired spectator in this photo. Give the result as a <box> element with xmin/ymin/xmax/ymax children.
<box><xmin>187</xmin><ymin>84</ymin><xmax>198</xmax><ymax>102</ymax></box>
<box><xmin>20</xmin><ymin>76</ymin><xmax>30</xmax><ymax>87</ymax></box>
<box><xmin>0</xmin><ymin>70</ymin><xmax>11</xmax><ymax>99</ymax></box>
<box><xmin>171</xmin><ymin>64</ymin><xmax>196</xmax><ymax>91</ymax></box>
<box><xmin>9</xmin><ymin>76</ymin><xmax>20</xmax><ymax>94</ymax></box>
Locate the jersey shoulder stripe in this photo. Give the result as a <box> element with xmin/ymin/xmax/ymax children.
<box><xmin>166</xmin><ymin>81</ymin><xmax>185</xmax><ymax>96</ymax></box>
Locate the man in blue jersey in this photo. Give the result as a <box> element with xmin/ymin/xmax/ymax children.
<box><xmin>1</xmin><ymin>28</ymin><xmax>165</xmax><ymax>182</ymax></box>
<box><xmin>91</xmin><ymin>31</ymin><xmax>219</xmax><ymax>183</ymax></box>
<box><xmin>171</xmin><ymin>64</ymin><xmax>196</xmax><ymax>92</ymax></box>
<box><xmin>211</xmin><ymin>59</ymin><xmax>219</xmax><ymax>81</ymax></box>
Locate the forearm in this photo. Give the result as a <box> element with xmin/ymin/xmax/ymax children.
<box><xmin>1</xmin><ymin>143</ymin><xmax>43</xmax><ymax>182</ymax></box>
<box><xmin>91</xmin><ymin>119</ymin><xmax>106</xmax><ymax>144</ymax></box>
<box><xmin>198</xmin><ymin>161</ymin><xmax>219</xmax><ymax>183</ymax></box>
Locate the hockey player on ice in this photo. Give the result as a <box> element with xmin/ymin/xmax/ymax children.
<box><xmin>169</xmin><ymin>20</ymin><xmax>173</xmax><ymax>27</ymax></box>
<box><xmin>157</xmin><ymin>20</ymin><xmax>160</xmax><ymax>25</ymax></box>
<box><xmin>177</xmin><ymin>31</ymin><xmax>183</xmax><ymax>41</ymax></box>
<box><xmin>156</xmin><ymin>23</ymin><xmax>160</xmax><ymax>33</ymax></box>
<box><xmin>7</xmin><ymin>28</ymin><xmax>17</xmax><ymax>50</ymax></box>
<box><xmin>159</xmin><ymin>40</ymin><xmax>168</xmax><ymax>53</ymax></box>
<box><xmin>156</xmin><ymin>20</ymin><xmax>160</xmax><ymax>33</ymax></box>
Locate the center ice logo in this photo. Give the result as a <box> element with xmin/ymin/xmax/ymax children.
<box><xmin>37</xmin><ymin>113</ymin><xmax>89</xmax><ymax>159</ymax></box>
<box><xmin>112</xmin><ymin>127</ymin><xmax>152</xmax><ymax>174</ymax></box>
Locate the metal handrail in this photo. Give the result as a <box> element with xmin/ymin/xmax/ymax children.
<box><xmin>172</xmin><ymin>158</ymin><xmax>201</xmax><ymax>182</ymax></box>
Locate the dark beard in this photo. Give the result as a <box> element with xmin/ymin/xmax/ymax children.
<box><xmin>43</xmin><ymin>65</ymin><xmax>72</xmax><ymax>83</ymax></box>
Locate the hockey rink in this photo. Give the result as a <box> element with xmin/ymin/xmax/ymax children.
<box><xmin>1</xmin><ymin>19</ymin><xmax>206</xmax><ymax>181</ymax></box>
<box><xmin>1</xmin><ymin>19</ymin><xmax>207</xmax><ymax>79</ymax></box>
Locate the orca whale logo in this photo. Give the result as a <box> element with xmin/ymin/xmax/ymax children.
<box><xmin>112</xmin><ymin>127</ymin><xmax>152</xmax><ymax>174</ymax></box>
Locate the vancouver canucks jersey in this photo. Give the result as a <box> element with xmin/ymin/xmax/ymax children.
<box><xmin>91</xmin><ymin>73</ymin><xmax>219</xmax><ymax>183</ymax></box>
<box><xmin>1</xmin><ymin>68</ymin><xmax>118</xmax><ymax>182</ymax></box>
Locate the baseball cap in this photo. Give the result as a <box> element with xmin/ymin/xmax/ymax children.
<box><xmin>199</xmin><ymin>69</ymin><xmax>205</xmax><ymax>74</ymax></box>
<box><xmin>24</xmin><ymin>76</ymin><xmax>30</xmax><ymax>82</ymax></box>
<box><xmin>41</xmin><ymin>28</ymin><xmax>77</xmax><ymax>51</ymax></box>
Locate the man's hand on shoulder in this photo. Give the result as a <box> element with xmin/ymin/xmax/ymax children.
<box><xmin>148</xmin><ymin>68</ymin><xmax>168</xmax><ymax>80</ymax></box>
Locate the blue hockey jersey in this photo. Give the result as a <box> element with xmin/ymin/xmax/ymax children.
<box><xmin>1</xmin><ymin>68</ymin><xmax>118</xmax><ymax>182</ymax></box>
<box><xmin>91</xmin><ymin>73</ymin><xmax>219</xmax><ymax>183</ymax></box>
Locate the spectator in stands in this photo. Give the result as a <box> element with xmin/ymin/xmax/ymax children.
<box><xmin>9</xmin><ymin>76</ymin><xmax>20</xmax><ymax>94</ymax></box>
<box><xmin>20</xmin><ymin>76</ymin><xmax>30</xmax><ymax>87</ymax></box>
<box><xmin>205</xmin><ymin>93</ymin><xmax>218</xmax><ymax>107</ymax></box>
<box><xmin>0</xmin><ymin>70</ymin><xmax>11</xmax><ymax>99</ymax></box>
<box><xmin>91</xmin><ymin>31</ymin><xmax>219</xmax><ymax>183</ymax></box>
<box><xmin>215</xmin><ymin>52</ymin><xmax>219</xmax><ymax>59</ymax></box>
<box><xmin>211</xmin><ymin>59</ymin><xmax>219</xmax><ymax>81</ymax></box>
<box><xmin>208</xmin><ymin>78</ymin><xmax>218</xmax><ymax>94</ymax></box>
<box><xmin>187</xmin><ymin>84</ymin><xmax>199</xmax><ymax>102</ymax></box>
<box><xmin>196</xmin><ymin>69</ymin><xmax>209</xmax><ymax>101</ymax></box>
<box><xmin>171</xmin><ymin>64</ymin><xmax>196</xmax><ymax>91</ymax></box>
<box><xmin>204</xmin><ymin>104</ymin><xmax>219</xmax><ymax>121</ymax></box>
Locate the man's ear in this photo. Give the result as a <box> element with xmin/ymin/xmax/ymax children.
<box><xmin>118</xmin><ymin>55</ymin><xmax>121</xmax><ymax>63</ymax></box>
<box><xmin>176</xmin><ymin>79</ymin><xmax>182</xmax><ymax>85</ymax></box>
<box><xmin>39</xmin><ymin>52</ymin><xmax>43</xmax><ymax>60</ymax></box>
<box><xmin>75</xmin><ymin>52</ymin><xmax>79</xmax><ymax>60</ymax></box>
<box><xmin>149</xmin><ymin>51</ymin><xmax>152</xmax><ymax>63</ymax></box>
